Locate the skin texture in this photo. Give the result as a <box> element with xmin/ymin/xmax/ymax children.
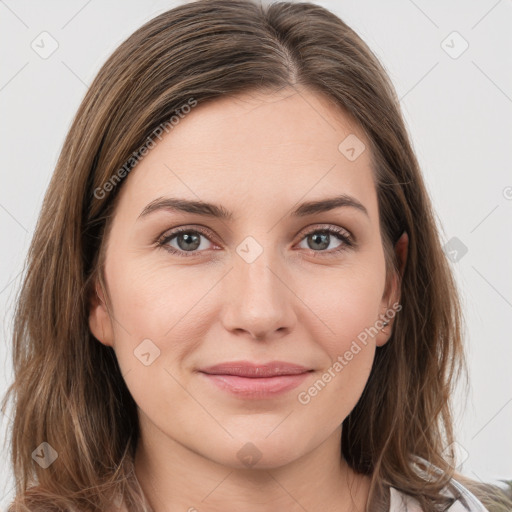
<box><xmin>89</xmin><ymin>87</ymin><xmax>408</xmax><ymax>512</ymax></box>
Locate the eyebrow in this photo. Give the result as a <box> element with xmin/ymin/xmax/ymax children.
<box><xmin>137</xmin><ymin>194</ymin><xmax>369</xmax><ymax>221</ymax></box>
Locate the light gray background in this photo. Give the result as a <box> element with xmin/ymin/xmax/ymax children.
<box><xmin>1</xmin><ymin>0</ymin><xmax>511</xmax><ymax>507</ymax></box>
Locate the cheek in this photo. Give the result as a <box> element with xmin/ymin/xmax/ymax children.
<box><xmin>104</xmin><ymin>254</ymin><xmax>220</xmax><ymax>378</ymax></box>
<box><xmin>294</xmin><ymin>261</ymin><xmax>385</xmax><ymax>356</ymax></box>
<box><xmin>102</xmin><ymin>257</ymin><xmax>204</xmax><ymax>418</ymax></box>
<box><xmin>292</xmin><ymin>270</ymin><xmax>383</xmax><ymax>426</ymax></box>
<box><xmin>106</xmin><ymin>254</ymin><xmax>201</xmax><ymax>335</ymax></box>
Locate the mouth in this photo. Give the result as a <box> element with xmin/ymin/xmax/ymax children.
<box><xmin>197</xmin><ymin>361</ymin><xmax>314</xmax><ymax>398</ymax></box>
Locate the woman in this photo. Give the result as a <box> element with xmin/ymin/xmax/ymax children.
<box><xmin>2</xmin><ymin>1</ymin><xmax>510</xmax><ymax>511</ymax></box>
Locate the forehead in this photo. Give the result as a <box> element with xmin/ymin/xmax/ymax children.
<box><xmin>116</xmin><ymin>87</ymin><xmax>377</xmax><ymax>222</ymax></box>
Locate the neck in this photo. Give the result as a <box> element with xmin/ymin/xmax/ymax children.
<box><xmin>133</xmin><ymin>417</ymin><xmax>370</xmax><ymax>512</ymax></box>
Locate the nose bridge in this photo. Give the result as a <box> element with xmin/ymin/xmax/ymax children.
<box><xmin>220</xmin><ymin>234</ymin><xmax>295</xmax><ymax>338</ymax></box>
<box><xmin>234</xmin><ymin>235</ymin><xmax>283</xmax><ymax>306</ymax></box>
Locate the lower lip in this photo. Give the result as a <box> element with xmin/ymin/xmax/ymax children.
<box><xmin>199</xmin><ymin>372</ymin><xmax>311</xmax><ymax>398</ymax></box>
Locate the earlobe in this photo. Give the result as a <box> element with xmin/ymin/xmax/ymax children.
<box><xmin>88</xmin><ymin>281</ymin><xmax>114</xmax><ymax>347</ymax></box>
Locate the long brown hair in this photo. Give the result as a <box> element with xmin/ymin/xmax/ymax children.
<box><xmin>2</xmin><ymin>1</ymin><xmax>509</xmax><ymax>511</ymax></box>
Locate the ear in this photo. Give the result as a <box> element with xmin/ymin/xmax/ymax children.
<box><xmin>375</xmin><ymin>231</ymin><xmax>408</xmax><ymax>347</ymax></box>
<box><xmin>88</xmin><ymin>279</ymin><xmax>114</xmax><ymax>347</ymax></box>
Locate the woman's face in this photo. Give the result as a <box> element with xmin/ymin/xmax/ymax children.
<box><xmin>89</xmin><ymin>87</ymin><xmax>403</xmax><ymax>470</ymax></box>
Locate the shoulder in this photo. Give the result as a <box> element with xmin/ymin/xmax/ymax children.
<box><xmin>446</xmin><ymin>477</ymin><xmax>492</xmax><ymax>511</ymax></box>
<box><xmin>389</xmin><ymin>478</ymin><xmax>490</xmax><ymax>512</ymax></box>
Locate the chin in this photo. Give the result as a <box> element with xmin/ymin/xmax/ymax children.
<box><xmin>203</xmin><ymin>433</ymin><xmax>308</xmax><ymax>471</ymax></box>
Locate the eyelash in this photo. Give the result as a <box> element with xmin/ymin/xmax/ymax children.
<box><xmin>155</xmin><ymin>224</ymin><xmax>355</xmax><ymax>259</ymax></box>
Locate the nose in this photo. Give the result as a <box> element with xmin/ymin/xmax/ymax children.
<box><xmin>219</xmin><ymin>245</ymin><xmax>296</xmax><ymax>341</ymax></box>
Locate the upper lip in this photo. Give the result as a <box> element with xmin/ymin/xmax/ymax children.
<box><xmin>199</xmin><ymin>361</ymin><xmax>312</xmax><ymax>378</ymax></box>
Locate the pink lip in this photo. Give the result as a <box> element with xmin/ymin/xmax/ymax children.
<box><xmin>198</xmin><ymin>361</ymin><xmax>313</xmax><ymax>399</ymax></box>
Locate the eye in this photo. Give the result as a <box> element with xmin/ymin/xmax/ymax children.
<box><xmin>155</xmin><ymin>224</ymin><xmax>354</xmax><ymax>258</ymax></box>
<box><xmin>295</xmin><ymin>225</ymin><xmax>354</xmax><ymax>257</ymax></box>
<box><xmin>156</xmin><ymin>226</ymin><xmax>217</xmax><ymax>257</ymax></box>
